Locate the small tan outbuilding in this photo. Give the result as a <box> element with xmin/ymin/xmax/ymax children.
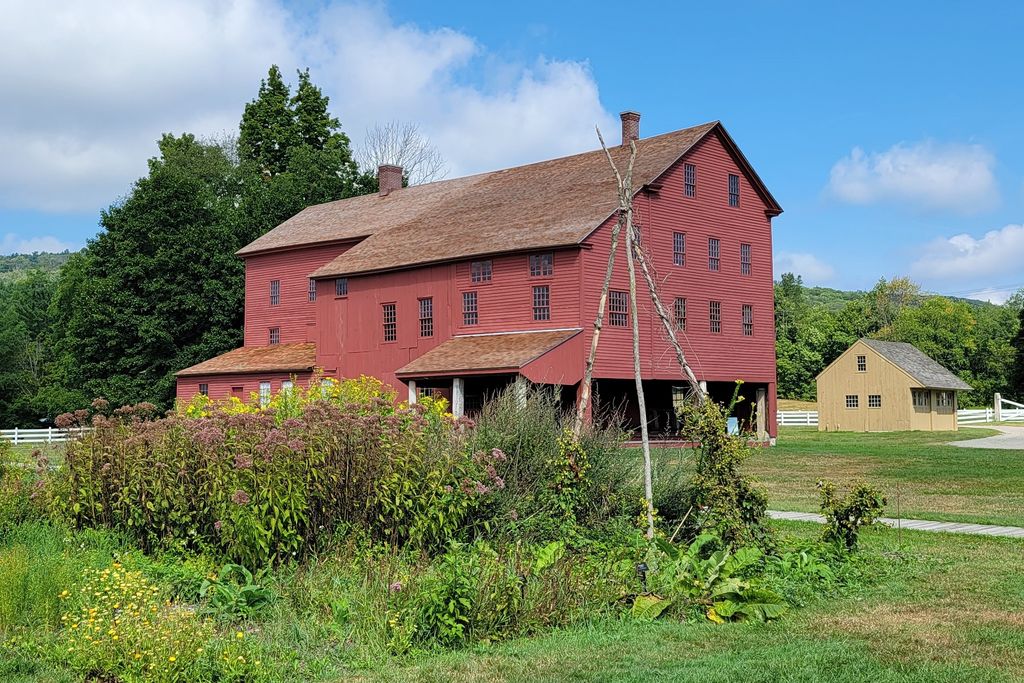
<box><xmin>816</xmin><ymin>339</ymin><xmax>972</xmax><ymax>432</ymax></box>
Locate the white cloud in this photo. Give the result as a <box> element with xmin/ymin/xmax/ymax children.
<box><xmin>0</xmin><ymin>233</ymin><xmax>74</xmax><ymax>255</ymax></box>
<box><xmin>912</xmin><ymin>224</ymin><xmax>1024</xmax><ymax>280</ymax></box>
<box><xmin>964</xmin><ymin>287</ymin><xmax>1016</xmax><ymax>305</ymax></box>
<box><xmin>773</xmin><ymin>251</ymin><xmax>835</xmax><ymax>283</ymax></box>
<box><xmin>827</xmin><ymin>141</ymin><xmax>998</xmax><ymax>214</ymax></box>
<box><xmin>0</xmin><ymin>1</ymin><xmax>616</xmax><ymax>213</ymax></box>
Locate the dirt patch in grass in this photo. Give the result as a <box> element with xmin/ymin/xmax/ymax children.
<box><xmin>815</xmin><ymin>601</ymin><xmax>1024</xmax><ymax>675</ymax></box>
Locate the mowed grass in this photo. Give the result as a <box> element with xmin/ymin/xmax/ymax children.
<box><xmin>778</xmin><ymin>398</ymin><xmax>817</xmax><ymax>411</ymax></box>
<box><xmin>745</xmin><ymin>427</ymin><xmax>1024</xmax><ymax>527</ymax></box>
<box><xmin>368</xmin><ymin>523</ymin><xmax>1024</xmax><ymax>682</ymax></box>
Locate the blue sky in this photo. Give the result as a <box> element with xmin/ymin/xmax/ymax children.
<box><xmin>4</xmin><ymin>1</ymin><xmax>1023</xmax><ymax>300</ymax></box>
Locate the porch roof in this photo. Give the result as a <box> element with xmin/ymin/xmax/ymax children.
<box><xmin>176</xmin><ymin>343</ymin><xmax>317</xmax><ymax>377</ymax></box>
<box><xmin>395</xmin><ymin>329</ymin><xmax>581</xmax><ymax>378</ymax></box>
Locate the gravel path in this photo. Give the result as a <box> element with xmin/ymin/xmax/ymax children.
<box><xmin>768</xmin><ymin>510</ymin><xmax>1024</xmax><ymax>538</ymax></box>
<box><xmin>950</xmin><ymin>425</ymin><xmax>1024</xmax><ymax>450</ymax></box>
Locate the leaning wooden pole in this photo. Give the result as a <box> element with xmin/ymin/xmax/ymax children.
<box><xmin>631</xmin><ymin>240</ymin><xmax>706</xmax><ymax>403</ymax></box>
<box><xmin>573</xmin><ymin>128</ymin><xmax>636</xmax><ymax>438</ymax></box>
<box><xmin>624</xmin><ymin>194</ymin><xmax>656</xmax><ymax>540</ymax></box>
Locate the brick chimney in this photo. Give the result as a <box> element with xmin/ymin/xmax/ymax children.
<box><xmin>620</xmin><ymin>111</ymin><xmax>640</xmax><ymax>145</ymax></box>
<box><xmin>378</xmin><ymin>164</ymin><xmax>403</xmax><ymax>196</ymax></box>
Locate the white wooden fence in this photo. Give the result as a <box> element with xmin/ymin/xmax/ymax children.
<box><xmin>0</xmin><ymin>427</ymin><xmax>89</xmax><ymax>445</ymax></box>
<box><xmin>777</xmin><ymin>410</ymin><xmax>819</xmax><ymax>426</ymax></box>
<box><xmin>778</xmin><ymin>404</ymin><xmax>1024</xmax><ymax>427</ymax></box>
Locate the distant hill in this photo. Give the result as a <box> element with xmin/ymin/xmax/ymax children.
<box><xmin>0</xmin><ymin>251</ymin><xmax>76</xmax><ymax>281</ymax></box>
<box><xmin>800</xmin><ymin>284</ymin><xmax>991</xmax><ymax>311</ymax></box>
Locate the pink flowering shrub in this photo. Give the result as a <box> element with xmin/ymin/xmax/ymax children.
<box><xmin>51</xmin><ymin>381</ymin><xmax>504</xmax><ymax>566</ymax></box>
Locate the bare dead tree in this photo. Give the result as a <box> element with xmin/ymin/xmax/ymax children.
<box><xmin>359</xmin><ymin>121</ymin><xmax>448</xmax><ymax>185</ymax></box>
<box><xmin>585</xmin><ymin>129</ymin><xmax>654</xmax><ymax>539</ymax></box>
<box><xmin>572</xmin><ymin>129</ymin><xmax>634</xmax><ymax>437</ymax></box>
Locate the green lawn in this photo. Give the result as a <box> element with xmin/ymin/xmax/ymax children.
<box><xmin>740</xmin><ymin>427</ymin><xmax>1024</xmax><ymax>527</ymax></box>
<box><xmin>370</xmin><ymin>522</ymin><xmax>1024</xmax><ymax>682</ymax></box>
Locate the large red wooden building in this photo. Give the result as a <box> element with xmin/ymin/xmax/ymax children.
<box><xmin>177</xmin><ymin>113</ymin><xmax>783</xmax><ymax>438</ymax></box>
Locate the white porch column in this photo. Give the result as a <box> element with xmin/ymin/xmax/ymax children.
<box><xmin>994</xmin><ymin>392</ymin><xmax>1002</xmax><ymax>423</ymax></box>
<box><xmin>452</xmin><ymin>377</ymin><xmax>465</xmax><ymax>418</ymax></box>
<box><xmin>513</xmin><ymin>376</ymin><xmax>528</xmax><ymax>408</ymax></box>
<box><xmin>408</xmin><ymin>380</ymin><xmax>417</xmax><ymax>405</ymax></box>
<box><xmin>755</xmin><ymin>388</ymin><xmax>767</xmax><ymax>441</ymax></box>
<box><xmin>699</xmin><ymin>380</ymin><xmax>708</xmax><ymax>393</ymax></box>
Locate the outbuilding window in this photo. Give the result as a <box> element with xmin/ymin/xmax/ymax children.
<box><xmin>533</xmin><ymin>285</ymin><xmax>550</xmax><ymax>321</ymax></box>
<box><xmin>382</xmin><ymin>303</ymin><xmax>397</xmax><ymax>342</ymax></box>
<box><xmin>269</xmin><ymin>327</ymin><xmax>280</xmax><ymax>345</ymax></box>
<box><xmin>259</xmin><ymin>381</ymin><xmax>271</xmax><ymax>407</ymax></box>
<box><xmin>609</xmin><ymin>290</ymin><xmax>628</xmax><ymax>327</ymax></box>
<box><xmin>740</xmin><ymin>243</ymin><xmax>751</xmax><ymax>275</ymax></box>
<box><xmin>308</xmin><ymin>278</ymin><xmax>317</xmax><ymax>302</ymax></box>
<box><xmin>529</xmin><ymin>252</ymin><xmax>553</xmax><ymax>277</ymax></box>
<box><xmin>742</xmin><ymin>304</ymin><xmax>753</xmax><ymax>336</ymax></box>
<box><xmin>845</xmin><ymin>395</ymin><xmax>859</xmax><ymax>409</ymax></box>
<box><xmin>269</xmin><ymin>279</ymin><xmax>280</xmax><ymax>306</ymax></box>
<box><xmin>674</xmin><ymin>297</ymin><xmax>687</xmax><ymax>331</ymax></box>
<box><xmin>868</xmin><ymin>395</ymin><xmax>882</xmax><ymax>408</ymax></box>
<box><xmin>937</xmin><ymin>391</ymin><xmax>953</xmax><ymax>408</ymax></box>
<box><xmin>198</xmin><ymin>383</ymin><xmax>208</xmax><ymax>396</ymax></box>
<box><xmin>673</xmin><ymin>232</ymin><xmax>686</xmax><ymax>266</ymax></box>
<box><xmin>462</xmin><ymin>291</ymin><xmax>478</xmax><ymax>326</ymax></box>
<box><xmin>471</xmin><ymin>260</ymin><xmax>492</xmax><ymax>283</ymax></box>
<box><xmin>709</xmin><ymin>300</ymin><xmax>721</xmax><ymax>333</ymax></box>
<box><xmin>912</xmin><ymin>389</ymin><xmax>930</xmax><ymax>408</ymax></box>
<box><xmin>684</xmin><ymin>163</ymin><xmax>696</xmax><ymax>198</ymax></box>
<box><xmin>728</xmin><ymin>174</ymin><xmax>740</xmax><ymax>207</ymax></box>
<box><xmin>335</xmin><ymin>278</ymin><xmax>348</xmax><ymax>297</ymax></box>
<box><xmin>708</xmin><ymin>237</ymin><xmax>720</xmax><ymax>272</ymax></box>
<box><xmin>419</xmin><ymin>297</ymin><xmax>433</xmax><ymax>337</ymax></box>
<box><xmin>857</xmin><ymin>355</ymin><xmax>867</xmax><ymax>372</ymax></box>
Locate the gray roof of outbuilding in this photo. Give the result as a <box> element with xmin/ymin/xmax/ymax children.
<box><xmin>860</xmin><ymin>339</ymin><xmax>973</xmax><ymax>391</ymax></box>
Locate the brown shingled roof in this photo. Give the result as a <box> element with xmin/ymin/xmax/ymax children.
<box><xmin>176</xmin><ymin>343</ymin><xmax>317</xmax><ymax>377</ymax></box>
<box><xmin>237</xmin><ymin>121</ymin><xmax>780</xmax><ymax>274</ymax></box>
<box><xmin>395</xmin><ymin>329</ymin><xmax>581</xmax><ymax>377</ymax></box>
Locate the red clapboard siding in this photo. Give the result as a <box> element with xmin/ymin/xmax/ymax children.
<box><xmin>315</xmin><ymin>250</ymin><xmax>582</xmax><ymax>391</ymax></box>
<box><xmin>582</xmin><ymin>129</ymin><xmax>777</xmax><ymax>385</ymax></box>
<box><xmin>243</xmin><ymin>243</ymin><xmax>354</xmax><ymax>347</ymax></box>
<box><xmin>175</xmin><ymin>372</ymin><xmax>313</xmax><ymax>402</ymax></box>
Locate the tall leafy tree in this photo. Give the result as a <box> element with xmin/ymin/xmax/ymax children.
<box><xmin>50</xmin><ymin>135</ymin><xmax>246</xmax><ymax>408</ymax></box>
<box><xmin>1011</xmin><ymin>305</ymin><xmax>1024</xmax><ymax>400</ymax></box>
<box><xmin>238</xmin><ymin>65</ymin><xmax>298</xmax><ymax>178</ymax></box>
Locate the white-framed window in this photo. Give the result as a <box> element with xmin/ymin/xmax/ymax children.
<box><xmin>462</xmin><ymin>291</ymin><xmax>478</xmax><ymax>326</ymax></box>
<box><xmin>845</xmin><ymin>394</ymin><xmax>859</xmax><ymax>409</ymax></box>
<box><xmin>308</xmin><ymin>278</ymin><xmax>317</xmax><ymax>302</ymax></box>
<box><xmin>857</xmin><ymin>355</ymin><xmax>867</xmax><ymax>372</ymax></box>
<box><xmin>868</xmin><ymin>394</ymin><xmax>882</xmax><ymax>408</ymax></box>
<box><xmin>609</xmin><ymin>290</ymin><xmax>628</xmax><ymax>327</ymax></box>
<box><xmin>281</xmin><ymin>380</ymin><xmax>294</xmax><ymax>393</ymax></box>
<box><xmin>419</xmin><ymin>297</ymin><xmax>433</xmax><ymax>337</ymax></box>
<box><xmin>674</xmin><ymin>297</ymin><xmax>686</xmax><ymax>331</ymax></box>
<box><xmin>533</xmin><ymin>285</ymin><xmax>550</xmax><ymax>321</ymax></box>
<box><xmin>912</xmin><ymin>389</ymin><xmax>930</xmax><ymax>408</ymax></box>
<box><xmin>742</xmin><ymin>304</ymin><xmax>753</xmax><ymax>336</ymax></box>
<box><xmin>528</xmin><ymin>252</ymin><xmax>553</xmax><ymax>277</ymax></box>
<box><xmin>269</xmin><ymin>327</ymin><xmax>280</xmax><ymax>345</ymax></box>
<box><xmin>673</xmin><ymin>232</ymin><xmax>686</xmax><ymax>266</ymax></box>
<box><xmin>708</xmin><ymin>237</ymin><xmax>720</xmax><ymax>271</ymax></box>
<box><xmin>709</xmin><ymin>300</ymin><xmax>721</xmax><ymax>333</ymax></box>
<box><xmin>684</xmin><ymin>163</ymin><xmax>696</xmax><ymax>198</ymax></box>
<box><xmin>740</xmin><ymin>243</ymin><xmax>751</xmax><ymax>275</ymax></box>
<box><xmin>728</xmin><ymin>174</ymin><xmax>740</xmax><ymax>207</ymax></box>
<box><xmin>335</xmin><ymin>278</ymin><xmax>348</xmax><ymax>297</ymax></box>
<box><xmin>382</xmin><ymin>303</ymin><xmax>397</xmax><ymax>342</ymax></box>
<box><xmin>259</xmin><ymin>381</ymin><xmax>271</xmax><ymax>407</ymax></box>
<box><xmin>269</xmin><ymin>279</ymin><xmax>280</xmax><ymax>306</ymax></box>
<box><xmin>470</xmin><ymin>260</ymin><xmax>492</xmax><ymax>283</ymax></box>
